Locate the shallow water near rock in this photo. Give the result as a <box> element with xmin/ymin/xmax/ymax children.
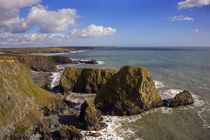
<box><xmin>50</xmin><ymin>47</ymin><xmax>210</xmax><ymax>140</ymax></box>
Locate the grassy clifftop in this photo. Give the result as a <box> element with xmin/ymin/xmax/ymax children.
<box><xmin>0</xmin><ymin>46</ymin><xmax>104</xmax><ymax>54</ymax></box>
<box><xmin>0</xmin><ymin>56</ymin><xmax>65</xmax><ymax>138</ymax></box>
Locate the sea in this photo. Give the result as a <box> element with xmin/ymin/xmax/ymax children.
<box><xmin>48</xmin><ymin>47</ymin><xmax>210</xmax><ymax>140</ymax></box>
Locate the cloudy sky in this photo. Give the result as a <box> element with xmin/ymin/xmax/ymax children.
<box><xmin>0</xmin><ymin>0</ymin><xmax>210</xmax><ymax>47</ymax></box>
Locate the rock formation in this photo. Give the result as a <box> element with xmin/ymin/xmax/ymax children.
<box><xmin>60</xmin><ymin>67</ymin><xmax>117</xmax><ymax>93</ymax></box>
<box><xmin>79</xmin><ymin>100</ymin><xmax>102</xmax><ymax>130</ymax></box>
<box><xmin>169</xmin><ymin>90</ymin><xmax>194</xmax><ymax>107</ymax></box>
<box><xmin>94</xmin><ymin>66</ymin><xmax>163</xmax><ymax>116</ymax></box>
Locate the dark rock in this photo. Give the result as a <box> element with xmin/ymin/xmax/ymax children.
<box><xmin>35</xmin><ymin>121</ymin><xmax>83</xmax><ymax>140</ymax></box>
<box><xmin>52</xmin><ymin>85</ymin><xmax>63</xmax><ymax>93</ymax></box>
<box><xmin>94</xmin><ymin>66</ymin><xmax>163</xmax><ymax>116</ymax></box>
<box><xmin>80</xmin><ymin>59</ymin><xmax>98</xmax><ymax>64</ymax></box>
<box><xmin>169</xmin><ymin>90</ymin><xmax>194</xmax><ymax>107</ymax></box>
<box><xmin>60</xmin><ymin>67</ymin><xmax>117</xmax><ymax>93</ymax></box>
<box><xmin>49</xmin><ymin>125</ymin><xmax>83</xmax><ymax>140</ymax></box>
<box><xmin>79</xmin><ymin>100</ymin><xmax>102</xmax><ymax>130</ymax></box>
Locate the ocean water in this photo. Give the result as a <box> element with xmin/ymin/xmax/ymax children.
<box><xmin>57</xmin><ymin>47</ymin><xmax>210</xmax><ymax>140</ymax></box>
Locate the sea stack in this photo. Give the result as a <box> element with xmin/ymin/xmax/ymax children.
<box><xmin>94</xmin><ymin>66</ymin><xmax>163</xmax><ymax>116</ymax></box>
<box><xmin>79</xmin><ymin>100</ymin><xmax>102</xmax><ymax>130</ymax></box>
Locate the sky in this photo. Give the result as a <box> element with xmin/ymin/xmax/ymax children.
<box><xmin>0</xmin><ymin>0</ymin><xmax>210</xmax><ymax>47</ymax></box>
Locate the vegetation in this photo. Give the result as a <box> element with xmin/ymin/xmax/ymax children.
<box><xmin>0</xmin><ymin>55</ymin><xmax>65</xmax><ymax>137</ymax></box>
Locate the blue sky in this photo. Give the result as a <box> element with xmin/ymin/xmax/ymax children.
<box><xmin>0</xmin><ymin>0</ymin><xmax>210</xmax><ymax>47</ymax></box>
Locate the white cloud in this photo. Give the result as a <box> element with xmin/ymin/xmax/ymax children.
<box><xmin>71</xmin><ymin>24</ymin><xmax>116</xmax><ymax>38</ymax></box>
<box><xmin>169</xmin><ymin>15</ymin><xmax>194</xmax><ymax>22</ymax></box>
<box><xmin>194</xmin><ymin>28</ymin><xmax>199</xmax><ymax>32</ymax></box>
<box><xmin>12</xmin><ymin>5</ymin><xmax>79</xmax><ymax>33</ymax></box>
<box><xmin>0</xmin><ymin>0</ymin><xmax>40</xmax><ymax>31</ymax></box>
<box><xmin>0</xmin><ymin>0</ymin><xmax>41</xmax><ymax>9</ymax></box>
<box><xmin>0</xmin><ymin>33</ymin><xmax>69</xmax><ymax>47</ymax></box>
<box><xmin>178</xmin><ymin>0</ymin><xmax>210</xmax><ymax>9</ymax></box>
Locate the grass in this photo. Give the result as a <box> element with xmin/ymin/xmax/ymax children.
<box><xmin>0</xmin><ymin>57</ymin><xmax>62</xmax><ymax>135</ymax></box>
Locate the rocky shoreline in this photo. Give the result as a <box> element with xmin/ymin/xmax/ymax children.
<box><xmin>0</xmin><ymin>53</ymin><xmax>194</xmax><ymax>139</ymax></box>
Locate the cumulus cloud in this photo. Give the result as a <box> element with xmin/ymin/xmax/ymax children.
<box><xmin>169</xmin><ymin>15</ymin><xmax>194</xmax><ymax>22</ymax></box>
<box><xmin>194</xmin><ymin>28</ymin><xmax>199</xmax><ymax>32</ymax></box>
<box><xmin>0</xmin><ymin>0</ymin><xmax>40</xmax><ymax>31</ymax></box>
<box><xmin>0</xmin><ymin>33</ymin><xmax>69</xmax><ymax>47</ymax></box>
<box><xmin>12</xmin><ymin>5</ymin><xmax>79</xmax><ymax>33</ymax></box>
<box><xmin>71</xmin><ymin>24</ymin><xmax>116</xmax><ymax>38</ymax></box>
<box><xmin>178</xmin><ymin>0</ymin><xmax>210</xmax><ymax>9</ymax></box>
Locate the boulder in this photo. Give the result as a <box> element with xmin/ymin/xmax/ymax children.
<box><xmin>79</xmin><ymin>100</ymin><xmax>102</xmax><ymax>130</ymax></box>
<box><xmin>94</xmin><ymin>66</ymin><xmax>163</xmax><ymax>116</ymax></box>
<box><xmin>60</xmin><ymin>67</ymin><xmax>117</xmax><ymax>93</ymax></box>
<box><xmin>169</xmin><ymin>90</ymin><xmax>194</xmax><ymax>107</ymax></box>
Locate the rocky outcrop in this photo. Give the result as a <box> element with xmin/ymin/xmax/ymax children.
<box><xmin>60</xmin><ymin>67</ymin><xmax>117</xmax><ymax>93</ymax></box>
<box><xmin>80</xmin><ymin>59</ymin><xmax>98</xmax><ymax>64</ymax></box>
<box><xmin>79</xmin><ymin>100</ymin><xmax>102</xmax><ymax>130</ymax></box>
<box><xmin>94</xmin><ymin>66</ymin><xmax>163</xmax><ymax>116</ymax></box>
<box><xmin>169</xmin><ymin>90</ymin><xmax>194</xmax><ymax>107</ymax></box>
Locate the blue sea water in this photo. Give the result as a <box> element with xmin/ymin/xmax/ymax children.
<box><xmin>59</xmin><ymin>47</ymin><xmax>210</xmax><ymax>140</ymax></box>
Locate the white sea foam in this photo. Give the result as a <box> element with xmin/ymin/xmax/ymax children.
<box><xmin>97</xmin><ymin>61</ymin><xmax>105</xmax><ymax>65</ymax></box>
<box><xmin>81</xmin><ymin>115</ymin><xmax>143</xmax><ymax>140</ymax></box>
<box><xmin>49</xmin><ymin>71</ymin><xmax>63</xmax><ymax>89</ymax></box>
<box><xmin>70</xmin><ymin>50</ymin><xmax>87</xmax><ymax>53</ymax></box>
<box><xmin>197</xmin><ymin>107</ymin><xmax>210</xmax><ymax>129</ymax></box>
<box><xmin>40</xmin><ymin>52</ymin><xmax>71</xmax><ymax>56</ymax></box>
<box><xmin>160</xmin><ymin>89</ymin><xmax>183</xmax><ymax>99</ymax></box>
<box><xmin>56</xmin><ymin>64</ymin><xmax>81</xmax><ymax>70</ymax></box>
<box><xmin>154</xmin><ymin>80</ymin><xmax>165</xmax><ymax>89</ymax></box>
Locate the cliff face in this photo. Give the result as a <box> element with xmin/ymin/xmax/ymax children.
<box><xmin>60</xmin><ymin>67</ymin><xmax>117</xmax><ymax>93</ymax></box>
<box><xmin>0</xmin><ymin>58</ymin><xmax>65</xmax><ymax>138</ymax></box>
<box><xmin>94</xmin><ymin>66</ymin><xmax>163</xmax><ymax>116</ymax></box>
<box><xmin>15</xmin><ymin>55</ymin><xmax>59</xmax><ymax>72</ymax></box>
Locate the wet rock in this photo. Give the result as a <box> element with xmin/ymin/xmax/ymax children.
<box><xmin>60</xmin><ymin>67</ymin><xmax>117</xmax><ymax>93</ymax></box>
<box><xmin>79</xmin><ymin>100</ymin><xmax>102</xmax><ymax>130</ymax></box>
<box><xmin>95</xmin><ymin>66</ymin><xmax>163</xmax><ymax>116</ymax></box>
<box><xmin>169</xmin><ymin>90</ymin><xmax>194</xmax><ymax>107</ymax></box>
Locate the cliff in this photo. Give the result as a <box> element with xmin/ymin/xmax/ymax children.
<box><xmin>60</xmin><ymin>67</ymin><xmax>117</xmax><ymax>93</ymax></box>
<box><xmin>0</xmin><ymin>57</ymin><xmax>65</xmax><ymax>138</ymax></box>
